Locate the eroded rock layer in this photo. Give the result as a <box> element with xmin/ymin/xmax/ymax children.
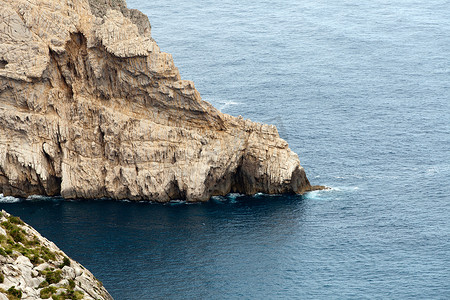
<box><xmin>0</xmin><ymin>0</ymin><xmax>315</xmax><ymax>202</ymax></box>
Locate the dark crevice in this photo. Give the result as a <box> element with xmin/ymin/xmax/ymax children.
<box><xmin>1</xmin><ymin>153</ymin><xmax>61</xmax><ymax>197</ymax></box>
<box><xmin>49</xmin><ymin>47</ymin><xmax>74</xmax><ymax>99</ymax></box>
<box><xmin>47</xmin><ymin>176</ymin><xmax>62</xmax><ymax>196</ymax></box>
<box><xmin>56</xmin><ymin>123</ymin><xmax>63</xmax><ymax>153</ymax></box>
<box><xmin>42</xmin><ymin>145</ymin><xmax>56</xmax><ymax>175</ymax></box>
<box><xmin>0</xmin><ymin>59</ymin><xmax>7</xmax><ymax>69</ymax></box>
<box><xmin>172</xmin><ymin>153</ymin><xmax>177</xmax><ymax>164</ymax></box>
<box><xmin>166</xmin><ymin>180</ymin><xmax>186</xmax><ymax>200</ymax></box>
<box><xmin>40</xmin><ymin>146</ymin><xmax>62</xmax><ymax>196</ymax></box>
<box><xmin>98</xmin><ymin>124</ymin><xmax>106</xmax><ymax>157</ymax></box>
<box><xmin>34</xmin><ymin>170</ymin><xmax>47</xmax><ymax>195</ymax></box>
<box><xmin>230</xmin><ymin>165</ymin><xmax>245</xmax><ymax>194</ymax></box>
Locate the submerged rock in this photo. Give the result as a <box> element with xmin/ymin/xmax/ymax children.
<box><xmin>0</xmin><ymin>0</ymin><xmax>320</xmax><ymax>202</ymax></box>
<box><xmin>0</xmin><ymin>210</ymin><xmax>112</xmax><ymax>299</ymax></box>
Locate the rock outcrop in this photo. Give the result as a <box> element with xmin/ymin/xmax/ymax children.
<box><xmin>0</xmin><ymin>0</ymin><xmax>319</xmax><ymax>202</ymax></box>
<box><xmin>0</xmin><ymin>210</ymin><xmax>113</xmax><ymax>299</ymax></box>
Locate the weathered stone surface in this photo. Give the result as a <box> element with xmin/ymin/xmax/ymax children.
<box><xmin>0</xmin><ymin>210</ymin><xmax>113</xmax><ymax>299</ymax></box>
<box><xmin>0</xmin><ymin>0</ymin><xmax>319</xmax><ymax>202</ymax></box>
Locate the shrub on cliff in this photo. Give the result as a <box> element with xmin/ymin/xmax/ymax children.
<box><xmin>59</xmin><ymin>256</ymin><xmax>71</xmax><ymax>268</ymax></box>
<box><xmin>1</xmin><ymin>221</ymin><xmax>25</xmax><ymax>243</ymax></box>
<box><xmin>7</xmin><ymin>286</ymin><xmax>22</xmax><ymax>299</ymax></box>
<box><xmin>8</xmin><ymin>216</ymin><xmax>24</xmax><ymax>225</ymax></box>
<box><xmin>9</xmin><ymin>228</ymin><xmax>25</xmax><ymax>243</ymax></box>
<box><xmin>45</xmin><ymin>269</ymin><xmax>62</xmax><ymax>284</ymax></box>
<box><xmin>39</xmin><ymin>286</ymin><xmax>57</xmax><ymax>298</ymax></box>
<box><xmin>40</xmin><ymin>246</ymin><xmax>56</xmax><ymax>261</ymax></box>
<box><xmin>40</xmin><ymin>286</ymin><xmax>83</xmax><ymax>300</ymax></box>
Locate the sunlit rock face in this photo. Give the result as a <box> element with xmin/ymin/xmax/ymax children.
<box><xmin>0</xmin><ymin>0</ymin><xmax>316</xmax><ymax>202</ymax></box>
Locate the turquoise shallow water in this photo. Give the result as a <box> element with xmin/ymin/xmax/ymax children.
<box><xmin>1</xmin><ymin>0</ymin><xmax>450</xmax><ymax>298</ymax></box>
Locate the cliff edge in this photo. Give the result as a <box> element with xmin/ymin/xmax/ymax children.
<box><xmin>0</xmin><ymin>210</ymin><xmax>112</xmax><ymax>299</ymax></box>
<box><xmin>0</xmin><ymin>0</ymin><xmax>319</xmax><ymax>202</ymax></box>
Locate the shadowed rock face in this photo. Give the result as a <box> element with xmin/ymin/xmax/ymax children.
<box><xmin>0</xmin><ymin>0</ymin><xmax>316</xmax><ymax>202</ymax></box>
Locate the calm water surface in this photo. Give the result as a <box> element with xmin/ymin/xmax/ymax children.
<box><xmin>2</xmin><ymin>0</ymin><xmax>449</xmax><ymax>298</ymax></box>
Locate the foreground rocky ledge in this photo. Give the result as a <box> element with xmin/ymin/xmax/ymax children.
<box><xmin>0</xmin><ymin>0</ymin><xmax>320</xmax><ymax>202</ymax></box>
<box><xmin>0</xmin><ymin>210</ymin><xmax>112</xmax><ymax>299</ymax></box>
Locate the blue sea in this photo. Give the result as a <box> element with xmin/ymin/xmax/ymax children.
<box><xmin>1</xmin><ymin>0</ymin><xmax>449</xmax><ymax>298</ymax></box>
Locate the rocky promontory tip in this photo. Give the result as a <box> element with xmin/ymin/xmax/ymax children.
<box><xmin>0</xmin><ymin>210</ymin><xmax>112</xmax><ymax>299</ymax></box>
<box><xmin>0</xmin><ymin>0</ymin><xmax>319</xmax><ymax>202</ymax></box>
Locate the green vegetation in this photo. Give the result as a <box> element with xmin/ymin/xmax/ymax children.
<box><xmin>39</xmin><ymin>285</ymin><xmax>83</xmax><ymax>300</ymax></box>
<box><xmin>40</xmin><ymin>286</ymin><xmax>57</xmax><ymax>299</ymax></box>
<box><xmin>52</xmin><ymin>290</ymin><xmax>84</xmax><ymax>300</ymax></box>
<box><xmin>0</xmin><ymin>213</ymin><xmax>87</xmax><ymax>300</ymax></box>
<box><xmin>44</xmin><ymin>269</ymin><xmax>62</xmax><ymax>284</ymax></box>
<box><xmin>68</xmin><ymin>279</ymin><xmax>76</xmax><ymax>289</ymax></box>
<box><xmin>9</xmin><ymin>228</ymin><xmax>25</xmax><ymax>243</ymax></box>
<box><xmin>59</xmin><ymin>256</ymin><xmax>70</xmax><ymax>269</ymax></box>
<box><xmin>0</xmin><ymin>213</ymin><xmax>57</xmax><ymax>266</ymax></box>
<box><xmin>0</xmin><ymin>240</ymin><xmax>56</xmax><ymax>266</ymax></box>
<box><xmin>8</xmin><ymin>216</ymin><xmax>24</xmax><ymax>226</ymax></box>
<box><xmin>29</xmin><ymin>254</ymin><xmax>41</xmax><ymax>265</ymax></box>
<box><xmin>24</xmin><ymin>236</ymin><xmax>40</xmax><ymax>247</ymax></box>
<box><xmin>40</xmin><ymin>246</ymin><xmax>56</xmax><ymax>262</ymax></box>
<box><xmin>38</xmin><ymin>280</ymin><xmax>50</xmax><ymax>288</ymax></box>
<box><xmin>1</xmin><ymin>221</ymin><xmax>13</xmax><ymax>231</ymax></box>
<box><xmin>7</xmin><ymin>286</ymin><xmax>22</xmax><ymax>299</ymax></box>
<box><xmin>96</xmin><ymin>278</ymin><xmax>103</xmax><ymax>286</ymax></box>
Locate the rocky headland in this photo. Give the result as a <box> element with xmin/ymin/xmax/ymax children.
<box><xmin>0</xmin><ymin>210</ymin><xmax>112</xmax><ymax>299</ymax></box>
<box><xmin>0</xmin><ymin>0</ymin><xmax>322</xmax><ymax>202</ymax></box>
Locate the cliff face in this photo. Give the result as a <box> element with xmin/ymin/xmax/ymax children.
<box><xmin>0</xmin><ymin>210</ymin><xmax>112</xmax><ymax>299</ymax></box>
<box><xmin>0</xmin><ymin>0</ymin><xmax>315</xmax><ymax>202</ymax></box>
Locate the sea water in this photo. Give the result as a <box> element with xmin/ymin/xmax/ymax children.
<box><xmin>1</xmin><ymin>0</ymin><xmax>449</xmax><ymax>298</ymax></box>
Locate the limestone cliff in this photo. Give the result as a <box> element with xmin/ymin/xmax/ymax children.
<box><xmin>0</xmin><ymin>210</ymin><xmax>112</xmax><ymax>299</ymax></box>
<box><xmin>0</xmin><ymin>0</ymin><xmax>318</xmax><ymax>202</ymax></box>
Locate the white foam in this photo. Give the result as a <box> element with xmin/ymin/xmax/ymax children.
<box><xmin>331</xmin><ymin>186</ymin><xmax>359</xmax><ymax>192</ymax></box>
<box><xmin>0</xmin><ymin>194</ymin><xmax>21</xmax><ymax>203</ymax></box>
<box><xmin>224</xmin><ymin>193</ymin><xmax>244</xmax><ymax>203</ymax></box>
<box><xmin>303</xmin><ymin>185</ymin><xmax>359</xmax><ymax>200</ymax></box>
<box><xmin>169</xmin><ymin>199</ymin><xmax>186</xmax><ymax>205</ymax></box>
<box><xmin>218</xmin><ymin>100</ymin><xmax>242</xmax><ymax>110</ymax></box>
<box><xmin>303</xmin><ymin>190</ymin><xmax>321</xmax><ymax>200</ymax></box>
<box><xmin>26</xmin><ymin>195</ymin><xmax>55</xmax><ymax>201</ymax></box>
<box><xmin>211</xmin><ymin>196</ymin><xmax>226</xmax><ymax>203</ymax></box>
<box><xmin>253</xmin><ymin>192</ymin><xmax>281</xmax><ymax>198</ymax></box>
<box><xmin>426</xmin><ymin>167</ymin><xmax>440</xmax><ymax>175</ymax></box>
<box><xmin>227</xmin><ymin>193</ymin><xmax>243</xmax><ymax>199</ymax></box>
